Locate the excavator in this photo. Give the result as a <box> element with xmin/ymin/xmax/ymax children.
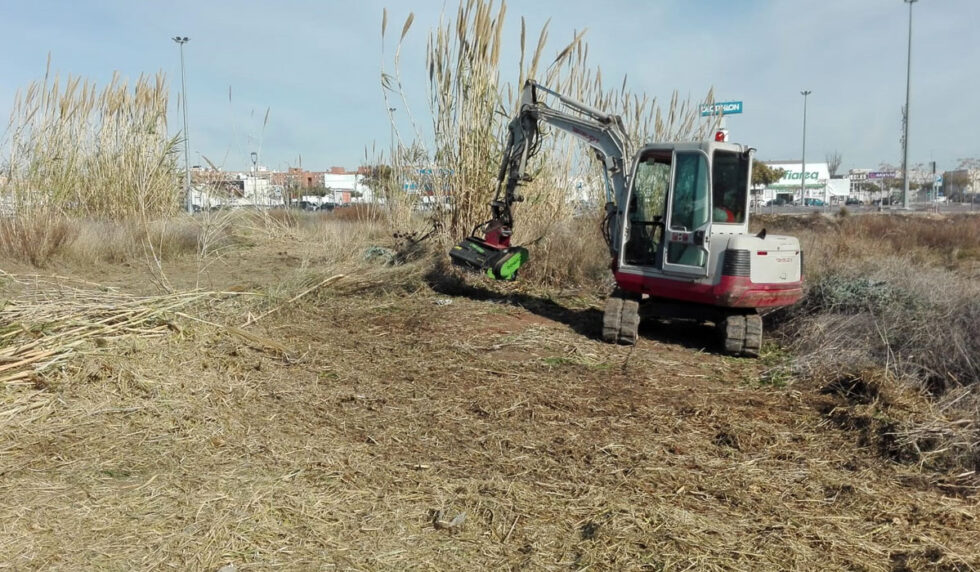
<box><xmin>449</xmin><ymin>81</ymin><xmax>803</xmax><ymax>357</ymax></box>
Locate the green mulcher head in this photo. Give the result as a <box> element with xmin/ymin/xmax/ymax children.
<box><xmin>449</xmin><ymin>237</ymin><xmax>529</xmax><ymax>281</ymax></box>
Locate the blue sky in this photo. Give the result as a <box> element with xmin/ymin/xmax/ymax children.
<box><xmin>2</xmin><ymin>0</ymin><xmax>977</xmax><ymax>173</ymax></box>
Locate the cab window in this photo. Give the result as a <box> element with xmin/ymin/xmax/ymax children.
<box><xmin>712</xmin><ymin>150</ymin><xmax>749</xmax><ymax>224</ymax></box>
<box><xmin>669</xmin><ymin>151</ymin><xmax>709</xmax><ymax>231</ymax></box>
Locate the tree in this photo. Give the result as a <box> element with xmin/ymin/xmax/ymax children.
<box><xmin>947</xmin><ymin>170</ymin><xmax>972</xmax><ymax>202</ymax></box>
<box><xmin>751</xmin><ymin>161</ymin><xmax>785</xmax><ymax>187</ymax></box>
<box><xmin>749</xmin><ymin>161</ymin><xmax>785</xmax><ymax>206</ymax></box>
<box><xmin>826</xmin><ymin>151</ymin><xmax>842</xmax><ymax>177</ymax></box>
<box><xmin>361</xmin><ymin>164</ymin><xmax>398</xmax><ymax>202</ymax></box>
<box><xmin>957</xmin><ymin>157</ymin><xmax>980</xmax><ymax>170</ymax></box>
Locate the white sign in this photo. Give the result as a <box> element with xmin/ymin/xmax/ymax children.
<box><xmin>766</xmin><ymin>162</ymin><xmax>831</xmax><ymax>187</ymax></box>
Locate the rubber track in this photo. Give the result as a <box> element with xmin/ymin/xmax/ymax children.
<box><xmin>618</xmin><ymin>297</ymin><xmax>640</xmax><ymax>345</ymax></box>
<box><xmin>721</xmin><ymin>314</ymin><xmax>746</xmax><ymax>355</ymax></box>
<box><xmin>602</xmin><ymin>292</ymin><xmax>624</xmax><ymax>344</ymax></box>
<box><xmin>742</xmin><ymin>314</ymin><xmax>763</xmax><ymax>358</ymax></box>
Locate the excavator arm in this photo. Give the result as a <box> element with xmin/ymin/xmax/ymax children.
<box><xmin>449</xmin><ymin>80</ymin><xmax>631</xmax><ymax>279</ymax></box>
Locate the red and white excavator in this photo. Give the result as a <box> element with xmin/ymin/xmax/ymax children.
<box><xmin>450</xmin><ymin>81</ymin><xmax>803</xmax><ymax>356</ymax></box>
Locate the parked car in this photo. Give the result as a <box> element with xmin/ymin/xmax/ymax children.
<box><xmin>765</xmin><ymin>198</ymin><xmax>789</xmax><ymax>206</ymax></box>
<box><xmin>296</xmin><ymin>201</ymin><xmax>335</xmax><ymax>212</ymax></box>
<box><xmin>803</xmin><ymin>198</ymin><xmax>826</xmax><ymax>207</ymax></box>
<box><xmin>844</xmin><ymin>198</ymin><xmax>863</xmax><ymax>205</ymax></box>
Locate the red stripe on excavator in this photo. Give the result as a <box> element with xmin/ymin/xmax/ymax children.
<box><xmin>614</xmin><ymin>272</ymin><xmax>803</xmax><ymax>309</ymax></box>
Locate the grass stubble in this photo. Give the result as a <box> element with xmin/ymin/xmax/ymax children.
<box><xmin>0</xmin><ymin>211</ymin><xmax>978</xmax><ymax>570</ymax></box>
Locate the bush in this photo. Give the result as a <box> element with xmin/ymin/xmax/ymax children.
<box><xmin>762</xmin><ymin>214</ymin><xmax>980</xmax><ymax>477</ymax></box>
<box><xmin>0</xmin><ymin>213</ymin><xmax>78</xmax><ymax>267</ymax></box>
<box><xmin>326</xmin><ymin>204</ymin><xmax>388</xmax><ymax>223</ymax></box>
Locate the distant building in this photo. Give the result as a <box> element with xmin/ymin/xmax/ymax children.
<box><xmin>185</xmin><ymin>164</ymin><xmax>383</xmax><ymax>208</ymax></box>
<box><xmin>846</xmin><ymin>167</ymin><xmax>943</xmax><ymax>203</ymax></box>
<box><xmin>323</xmin><ymin>167</ymin><xmax>372</xmax><ymax>204</ymax></box>
<box><xmin>759</xmin><ymin>161</ymin><xmax>848</xmax><ymax>204</ymax></box>
<box><xmin>845</xmin><ymin>169</ymin><xmax>895</xmax><ymax>203</ymax></box>
<box><xmin>271</xmin><ymin>168</ymin><xmax>329</xmax><ymax>191</ymax></box>
<box><xmin>188</xmin><ymin>166</ymin><xmax>281</xmax><ymax>209</ymax></box>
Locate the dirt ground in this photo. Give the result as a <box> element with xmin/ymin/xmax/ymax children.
<box><xmin>1</xmin><ymin>239</ymin><xmax>977</xmax><ymax>571</ymax></box>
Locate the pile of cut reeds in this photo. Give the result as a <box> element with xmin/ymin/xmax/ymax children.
<box><xmin>0</xmin><ymin>274</ymin><xmax>222</xmax><ymax>387</ymax></box>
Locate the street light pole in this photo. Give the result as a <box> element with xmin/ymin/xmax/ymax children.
<box><xmin>800</xmin><ymin>90</ymin><xmax>812</xmax><ymax>205</ymax></box>
<box><xmin>902</xmin><ymin>0</ymin><xmax>918</xmax><ymax>209</ymax></box>
<box><xmin>172</xmin><ymin>36</ymin><xmax>192</xmax><ymax>214</ymax></box>
<box><xmin>250</xmin><ymin>151</ymin><xmax>258</xmax><ymax>206</ymax></box>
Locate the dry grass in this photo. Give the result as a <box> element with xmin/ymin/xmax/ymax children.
<box><xmin>0</xmin><ymin>213</ymin><xmax>78</xmax><ymax>267</ymax></box>
<box><xmin>755</xmin><ymin>212</ymin><xmax>980</xmax><ymax>275</ymax></box>
<box><xmin>3</xmin><ymin>204</ymin><xmax>980</xmax><ymax>570</ymax></box>
<box><xmin>517</xmin><ymin>214</ymin><xmax>614</xmax><ymax>289</ymax></box>
<box><xmin>0</xmin><ymin>271</ymin><xmax>239</xmax><ymax>386</ymax></box>
<box><xmin>0</xmin><ymin>214</ymin><xmax>235</xmax><ymax>269</ymax></box>
<box><xmin>1</xmin><ymin>251</ymin><xmax>978</xmax><ymax>569</ymax></box>
<box><xmin>758</xmin><ymin>212</ymin><xmax>980</xmax><ymax>480</ymax></box>
<box><xmin>69</xmin><ymin>217</ymin><xmax>206</xmax><ymax>263</ymax></box>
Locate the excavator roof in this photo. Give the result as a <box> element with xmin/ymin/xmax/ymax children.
<box><xmin>638</xmin><ymin>141</ymin><xmax>753</xmax><ymax>156</ymax></box>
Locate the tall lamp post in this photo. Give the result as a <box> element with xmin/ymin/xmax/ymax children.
<box><xmin>800</xmin><ymin>90</ymin><xmax>812</xmax><ymax>205</ymax></box>
<box><xmin>902</xmin><ymin>0</ymin><xmax>919</xmax><ymax>209</ymax></box>
<box><xmin>172</xmin><ymin>36</ymin><xmax>192</xmax><ymax>214</ymax></box>
<box><xmin>250</xmin><ymin>151</ymin><xmax>258</xmax><ymax>206</ymax></box>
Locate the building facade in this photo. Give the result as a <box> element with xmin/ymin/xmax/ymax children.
<box><xmin>759</xmin><ymin>162</ymin><xmax>848</xmax><ymax>204</ymax></box>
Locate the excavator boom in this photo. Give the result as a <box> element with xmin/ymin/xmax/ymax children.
<box><xmin>450</xmin><ymin>80</ymin><xmax>631</xmax><ymax>279</ymax></box>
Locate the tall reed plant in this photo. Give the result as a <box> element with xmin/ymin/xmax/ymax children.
<box><xmin>381</xmin><ymin>0</ymin><xmax>720</xmax><ymax>240</ymax></box>
<box><xmin>2</xmin><ymin>57</ymin><xmax>181</xmax><ymax>220</ymax></box>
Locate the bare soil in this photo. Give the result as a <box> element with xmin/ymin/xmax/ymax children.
<box><xmin>1</xmin><ymin>240</ymin><xmax>977</xmax><ymax>571</ymax></box>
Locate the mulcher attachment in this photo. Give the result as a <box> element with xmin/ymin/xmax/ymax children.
<box><xmin>449</xmin><ymin>92</ymin><xmax>540</xmax><ymax>281</ymax></box>
<box><xmin>450</xmin><ymin>236</ymin><xmax>529</xmax><ymax>281</ymax></box>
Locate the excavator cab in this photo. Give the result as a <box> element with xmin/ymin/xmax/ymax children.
<box><xmin>621</xmin><ymin>142</ymin><xmax>750</xmax><ymax>277</ymax></box>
